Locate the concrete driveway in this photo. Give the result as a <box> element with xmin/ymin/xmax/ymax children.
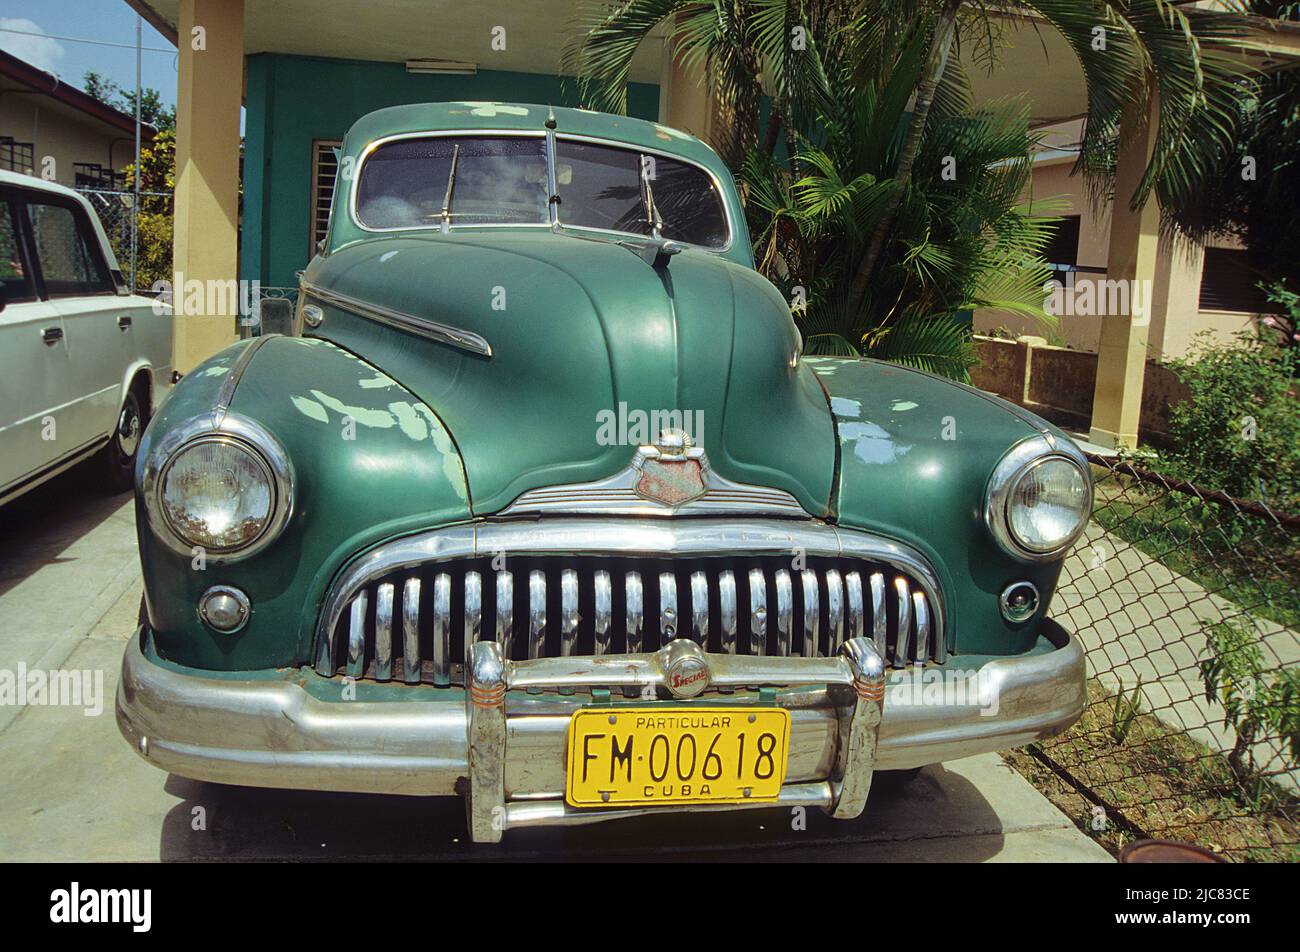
<box><xmin>0</xmin><ymin>463</ymin><xmax>1111</xmax><ymax>862</ymax></box>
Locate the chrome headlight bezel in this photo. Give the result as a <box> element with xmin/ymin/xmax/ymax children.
<box><xmin>985</xmin><ymin>435</ymin><xmax>1091</xmax><ymax>562</ymax></box>
<box><xmin>140</xmin><ymin>413</ymin><xmax>294</xmax><ymax>562</ymax></box>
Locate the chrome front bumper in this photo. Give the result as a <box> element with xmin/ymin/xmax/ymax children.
<box><xmin>117</xmin><ymin>622</ymin><xmax>1085</xmax><ymax>843</ymax></box>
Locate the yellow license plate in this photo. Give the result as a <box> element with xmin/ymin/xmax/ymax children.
<box><xmin>565</xmin><ymin>706</ymin><xmax>790</xmax><ymax>808</ymax></box>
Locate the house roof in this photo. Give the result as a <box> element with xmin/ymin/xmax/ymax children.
<box><xmin>0</xmin><ymin>48</ymin><xmax>156</xmax><ymax>140</ymax></box>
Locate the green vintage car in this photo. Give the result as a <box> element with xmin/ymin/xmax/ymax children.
<box><xmin>117</xmin><ymin>102</ymin><xmax>1092</xmax><ymax>843</ymax></box>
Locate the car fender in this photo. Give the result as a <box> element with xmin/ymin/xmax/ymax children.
<box><xmin>136</xmin><ymin>335</ymin><xmax>472</xmax><ymax>670</ymax></box>
<box><xmin>808</xmin><ymin>357</ymin><xmax>1072</xmax><ymax>656</ymax></box>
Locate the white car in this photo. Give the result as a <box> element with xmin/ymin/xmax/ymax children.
<box><xmin>0</xmin><ymin>170</ymin><xmax>172</xmax><ymax>505</ymax></box>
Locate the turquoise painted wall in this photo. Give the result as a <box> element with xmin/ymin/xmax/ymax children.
<box><xmin>242</xmin><ymin>54</ymin><xmax>661</xmax><ymax>287</ymax></box>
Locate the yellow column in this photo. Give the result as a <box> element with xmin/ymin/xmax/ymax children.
<box><xmin>658</xmin><ymin>38</ymin><xmax>716</xmax><ymax>145</ymax></box>
<box><xmin>172</xmin><ymin>0</ymin><xmax>244</xmax><ymax>373</ymax></box>
<box><xmin>1087</xmin><ymin>97</ymin><xmax>1160</xmax><ymax>449</ymax></box>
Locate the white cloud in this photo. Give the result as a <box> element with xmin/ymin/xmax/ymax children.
<box><xmin>0</xmin><ymin>18</ymin><xmax>67</xmax><ymax>75</ymax></box>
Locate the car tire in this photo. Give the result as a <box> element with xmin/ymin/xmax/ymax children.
<box><xmin>100</xmin><ymin>383</ymin><xmax>147</xmax><ymax>494</ymax></box>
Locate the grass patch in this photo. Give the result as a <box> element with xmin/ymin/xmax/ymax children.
<box><xmin>1091</xmin><ymin>478</ymin><xmax>1300</xmax><ymax>630</ymax></box>
<box><xmin>1004</xmin><ymin>679</ymin><xmax>1300</xmax><ymax>862</ymax></box>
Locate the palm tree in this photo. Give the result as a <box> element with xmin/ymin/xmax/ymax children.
<box><xmin>567</xmin><ymin>1</ymin><xmax>1251</xmax><ymax>312</ymax></box>
<box><xmin>741</xmin><ymin>19</ymin><xmax>1064</xmax><ymax>378</ymax></box>
<box><xmin>1160</xmin><ymin>1</ymin><xmax>1300</xmax><ymax>299</ymax></box>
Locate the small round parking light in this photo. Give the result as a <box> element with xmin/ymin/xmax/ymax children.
<box><xmin>999</xmin><ymin>581</ymin><xmax>1040</xmax><ymax>623</ymax></box>
<box><xmin>199</xmin><ymin>585</ymin><xmax>251</xmax><ymax>634</ymax></box>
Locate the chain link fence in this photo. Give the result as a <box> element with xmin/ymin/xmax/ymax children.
<box><xmin>78</xmin><ymin>188</ymin><xmax>172</xmax><ymax>292</ymax></box>
<box><xmin>1008</xmin><ymin>453</ymin><xmax>1300</xmax><ymax>861</ymax></box>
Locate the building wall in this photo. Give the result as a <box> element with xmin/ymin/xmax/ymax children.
<box><xmin>241</xmin><ymin>53</ymin><xmax>662</xmax><ymax>288</ymax></box>
<box><xmin>0</xmin><ymin>79</ymin><xmax>135</xmax><ymax>187</ymax></box>
<box><xmin>973</xmin><ymin>157</ymin><xmax>1258</xmax><ymax>359</ymax></box>
<box><xmin>970</xmin><ymin>335</ymin><xmax>1190</xmax><ymax>446</ymax></box>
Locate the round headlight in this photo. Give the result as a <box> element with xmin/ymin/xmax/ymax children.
<box><xmin>160</xmin><ymin>437</ymin><xmax>275</xmax><ymax>551</ymax></box>
<box><xmin>986</xmin><ymin>438</ymin><xmax>1091</xmax><ymax>560</ymax></box>
<box><xmin>1006</xmin><ymin>457</ymin><xmax>1090</xmax><ymax>554</ymax></box>
<box><xmin>142</xmin><ymin>414</ymin><xmax>294</xmax><ymax>561</ymax></box>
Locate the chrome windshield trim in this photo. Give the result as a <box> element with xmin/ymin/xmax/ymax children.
<box><xmin>545</xmin><ymin>126</ymin><xmax>560</xmax><ymax>229</ymax></box>
<box><xmin>314</xmin><ymin>519</ymin><xmax>947</xmax><ymax>669</ymax></box>
<box><xmin>342</xmin><ymin>128</ymin><xmax>734</xmax><ymax>255</ymax></box>
<box><xmin>348</xmin><ymin>129</ymin><xmax>549</xmax><ymax>236</ymax></box>
<box><xmin>554</xmin><ymin>133</ymin><xmax>735</xmax><ymax>254</ymax></box>
<box><xmin>302</xmin><ymin>281</ymin><xmax>492</xmax><ymax>358</ymax></box>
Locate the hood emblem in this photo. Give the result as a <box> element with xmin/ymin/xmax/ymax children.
<box><xmin>634</xmin><ymin>430</ymin><xmax>706</xmax><ymax>507</ymax></box>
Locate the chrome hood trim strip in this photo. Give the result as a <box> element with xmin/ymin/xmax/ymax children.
<box><xmin>302</xmin><ymin>281</ymin><xmax>492</xmax><ymax>358</ymax></box>
<box><xmin>498</xmin><ymin>446</ymin><xmax>809</xmax><ymax>518</ymax></box>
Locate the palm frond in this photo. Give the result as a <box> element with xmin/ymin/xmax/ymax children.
<box><xmin>860</xmin><ymin>313</ymin><xmax>980</xmax><ymax>381</ymax></box>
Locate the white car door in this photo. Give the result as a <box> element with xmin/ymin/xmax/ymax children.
<box><xmin>23</xmin><ymin>193</ymin><xmax>123</xmax><ymax>456</ymax></box>
<box><xmin>0</xmin><ymin>189</ymin><xmax>79</xmax><ymax>497</ymax></box>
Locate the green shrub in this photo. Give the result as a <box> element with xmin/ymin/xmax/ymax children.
<box><xmin>1201</xmin><ymin>617</ymin><xmax>1300</xmax><ymax>783</ymax></box>
<box><xmin>1159</xmin><ymin>325</ymin><xmax>1300</xmax><ymax>510</ymax></box>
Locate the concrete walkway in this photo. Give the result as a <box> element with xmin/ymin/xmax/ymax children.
<box><xmin>0</xmin><ymin>464</ymin><xmax>1111</xmax><ymax>862</ymax></box>
<box><xmin>1055</xmin><ymin>520</ymin><xmax>1299</xmax><ymax>787</ymax></box>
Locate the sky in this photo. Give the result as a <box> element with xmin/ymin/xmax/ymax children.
<box><xmin>0</xmin><ymin>0</ymin><xmax>177</xmax><ymax>108</ymax></box>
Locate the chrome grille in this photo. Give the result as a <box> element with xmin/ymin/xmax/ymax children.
<box><xmin>316</xmin><ymin>554</ymin><xmax>945</xmax><ymax>685</ymax></box>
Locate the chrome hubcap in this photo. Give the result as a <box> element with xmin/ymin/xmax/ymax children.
<box><xmin>117</xmin><ymin>403</ymin><xmax>141</xmax><ymax>457</ymax></box>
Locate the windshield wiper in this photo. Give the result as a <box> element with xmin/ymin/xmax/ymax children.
<box><xmin>640</xmin><ymin>154</ymin><xmax>664</xmax><ymax>239</ymax></box>
<box><xmin>440</xmin><ymin>143</ymin><xmax>461</xmax><ymax>234</ymax></box>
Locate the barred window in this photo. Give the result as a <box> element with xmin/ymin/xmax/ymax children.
<box><xmin>73</xmin><ymin>163</ymin><xmax>125</xmax><ymax>190</ymax></box>
<box><xmin>0</xmin><ymin>137</ymin><xmax>35</xmax><ymax>174</ymax></box>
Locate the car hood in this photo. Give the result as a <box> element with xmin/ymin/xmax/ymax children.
<box><xmin>303</xmin><ymin>230</ymin><xmax>837</xmax><ymax>516</ymax></box>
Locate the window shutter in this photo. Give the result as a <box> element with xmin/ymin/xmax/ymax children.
<box><xmin>310</xmin><ymin>140</ymin><xmax>342</xmax><ymax>258</ymax></box>
<box><xmin>1198</xmin><ymin>248</ymin><xmax>1270</xmax><ymax>313</ymax></box>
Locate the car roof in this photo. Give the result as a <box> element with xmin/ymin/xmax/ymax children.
<box><xmin>0</xmin><ymin>169</ymin><xmax>123</xmax><ymax>274</ymax></box>
<box><xmin>0</xmin><ymin>168</ymin><xmax>88</xmax><ymax>201</ymax></box>
<box><xmin>343</xmin><ymin>102</ymin><xmax>724</xmax><ymax>171</ymax></box>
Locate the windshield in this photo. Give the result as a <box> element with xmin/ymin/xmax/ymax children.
<box><xmin>356</xmin><ymin>136</ymin><xmax>549</xmax><ymax>228</ymax></box>
<box><xmin>555</xmin><ymin>140</ymin><xmax>728</xmax><ymax>248</ymax></box>
<box><xmin>353</xmin><ymin>134</ymin><xmax>730</xmax><ymax>249</ymax></box>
